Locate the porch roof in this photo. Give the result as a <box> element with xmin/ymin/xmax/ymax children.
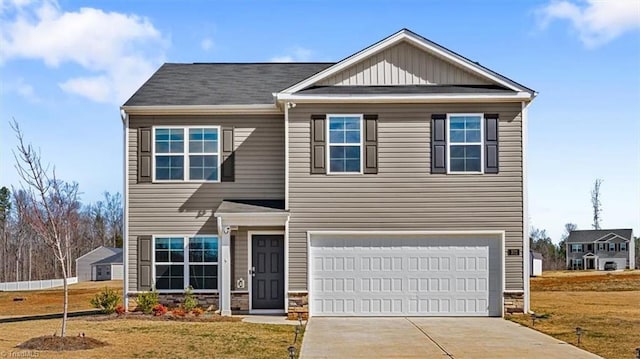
<box><xmin>214</xmin><ymin>199</ymin><xmax>288</xmax><ymax>227</ymax></box>
<box><xmin>214</xmin><ymin>199</ymin><xmax>286</xmax><ymax>215</ymax></box>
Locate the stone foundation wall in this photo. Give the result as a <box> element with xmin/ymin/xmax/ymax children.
<box><xmin>288</xmin><ymin>292</ymin><xmax>308</xmax><ymax>320</ymax></box>
<box><xmin>127</xmin><ymin>293</ymin><xmax>219</xmax><ymax>311</ymax></box>
<box><xmin>504</xmin><ymin>292</ymin><xmax>524</xmax><ymax>314</ymax></box>
<box><xmin>231</xmin><ymin>292</ymin><xmax>249</xmax><ymax>312</ymax></box>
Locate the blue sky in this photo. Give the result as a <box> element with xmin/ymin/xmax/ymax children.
<box><xmin>1</xmin><ymin>0</ymin><xmax>638</xmax><ymax>241</ymax></box>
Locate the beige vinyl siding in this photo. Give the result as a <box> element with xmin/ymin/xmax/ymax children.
<box><xmin>318</xmin><ymin>41</ymin><xmax>490</xmax><ymax>86</ymax></box>
<box><xmin>288</xmin><ymin>103</ymin><xmax>524</xmax><ymax>291</ymax></box>
<box><xmin>127</xmin><ymin>115</ymin><xmax>285</xmax><ymax>291</ymax></box>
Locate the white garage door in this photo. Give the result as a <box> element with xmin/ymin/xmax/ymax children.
<box><xmin>309</xmin><ymin>236</ymin><xmax>502</xmax><ymax>317</ymax></box>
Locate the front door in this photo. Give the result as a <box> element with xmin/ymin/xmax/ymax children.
<box><xmin>251</xmin><ymin>234</ymin><xmax>285</xmax><ymax>310</ymax></box>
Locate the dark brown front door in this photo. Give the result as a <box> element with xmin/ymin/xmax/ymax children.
<box><xmin>252</xmin><ymin>235</ymin><xmax>284</xmax><ymax>309</ymax></box>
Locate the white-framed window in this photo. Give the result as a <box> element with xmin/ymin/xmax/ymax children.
<box><xmin>597</xmin><ymin>243</ymin><xmax>605</xmax><ymax>251</ymax></box>
<box><xmin>620</xmin><ymin>242</ymin><xmax>627</xmax><ymax>251</ymax></box>
<box><xmin>327</xmin><ymin>115</ymin><xmax>363</xmax><ymax>174</ymax></box>
<box><xmin>153</xmin><ymin>126</ymin><xmax>220</xmax><ymax>182</ymax></box>
<box><xmin>447</xmin><ymin>114</ymin><xmax>483</xmax><ymax>173</ymax></box>
<box><xmin>153</xmin><ymin>236</ymin><xmax>219</xmax><ymax>292</ymax></box>
<box><xmin>609</xmin><ymin>243</ymin><xmax>616</xmax><ymax>251</ymax></box>
<box><xmin>570</xmin><ymin>258</ymin><xmax>583</xmax><ymax>270</ymax></box>
<box><xmin>571</xmin><ymin>244</ymin><xmax>583</xmax><ymax>253</ymax></box>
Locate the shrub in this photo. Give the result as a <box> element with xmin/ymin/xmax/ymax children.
<box><xmin>183</xmin><ymin>286</ymin><xmax>199</xmax><ymax>312</ymax></box>
<box><xmin>90</xmin><ymin>287</ymin><xmax>120</xmax><ymax>314</ymax></box>
<box><xmin>136</xmin><ymin>289</ymin><xmax>159</xmax><ymax>314</ymax></box>
<box><xmin>152</xmin><ymin>304</ymin><xmax>168</xmax><ymax>316</ymax></box>
<box><xmin>192</xmin><ymin>307</ymin><xmax>204</xmax><ymax>317</ymax></box>
<box><xmin>172</xmin><ymin>308</ymin><xmax>186</xmax><ymax>317</ymax></box>
<box><xmin>115</xmin><ymin>304</ymin><xmax>126</xmax><ymax>315</ymax></box>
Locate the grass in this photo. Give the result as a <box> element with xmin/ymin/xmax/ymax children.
<box><xmin>0</xmin><ymin>280</ymin><xmax>122</xmax><ymax>316</ymax></box>
<box><xmin>509</xmin><ymin>270</ymin><xmax>640</xmax><ymax>359</ymax></box>
<box><xmin>0</xmin><ymin>316</ymin><xmax>303</xmax><ymax>358</ymax></box>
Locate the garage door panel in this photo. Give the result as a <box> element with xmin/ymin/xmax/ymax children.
<box><xmin>310</xmin><ymin>237</ymin><xmax>500</xmax><ymax>317</ymax></box>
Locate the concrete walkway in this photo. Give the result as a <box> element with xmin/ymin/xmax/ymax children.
<box><xmin>300</xmin><ymin>318</ymin><xmax>603</xmax><ymax>359</ymax></box>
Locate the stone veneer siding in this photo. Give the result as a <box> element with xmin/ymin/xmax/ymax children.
<box><xmin>288</xmin><ymin>292</ymin><xmax>308</xmax><ymax>320</ymax></box>
<box><xmin>504</xmin><ymin>292</ymin><xmax>524</xmax><ymax>314</ymax></box>
<box><xmin>127</xmin><ymin>293</ymin><xmax>250</xmax><ymax>313</ymax></box>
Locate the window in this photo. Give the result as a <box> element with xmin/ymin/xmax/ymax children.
<box><xmin>328</xmin><ymin>115</ymin><xmax>362</xmax><ymax>173</ymax></box>
<box><xmin>609</xmin><ymin>243</ymin><xmax>616</xmax><ymax>252</ymax></box>
<box><xmin>448</xmin><ymin>114</ymin><xmax>483</xmax><ymax>173</ymax></box>
<box><xmin>598</xmin><ymin>243</ymin><xmax>605</xmax><ymax>251</ymax></box>
<box><xmin>154</xmin><ymin>127</ymin><xmax>219</xmax><ymax>182</ymax></box>
<box><xmin>621</xmin><ymin>243</ymin><xmax>627</xmax><ymax>251</ymax></box>
<box><xmin>571</xmin><ymin>244</ymin><xmax>583</xmax><ymax>253</ymax></box>
<box><xmin>570</xmin><ymin>258</ymin><xmax>583</xmax><ymax>270</ymax></box>
<box><xmin>154</xmin><ymin>236</ymin><xmax>219</xmax><ymax>291</ymax></box>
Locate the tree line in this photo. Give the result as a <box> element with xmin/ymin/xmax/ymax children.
<box><xmin>0</xmin><ymin>186</ymin><xmax>122</xmax><ymax>283</ymax></box>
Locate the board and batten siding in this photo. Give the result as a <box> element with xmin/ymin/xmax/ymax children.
<box><xmin>288</xmin><ymin>103</ymin><xmax>524</xmax><ymax>292</ymax></box>
<box><xmin>318</xmin><ymin>41</ymin><xmax>490</xmax><ymax>86</ymax></box>
<box><xmin>127</xmin><ymin>115</ymin><xmax>285</xmax><ymax>291</ymax></box>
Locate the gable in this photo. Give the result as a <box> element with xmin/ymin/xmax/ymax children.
<box><xmin>317</xmin><ymin>41</ymin><xmax>490</xmax><ymax>87</ymax></box>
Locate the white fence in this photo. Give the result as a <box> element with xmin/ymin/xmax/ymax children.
<box><xmin>0</xmin><ymin>277</ymin><xmax>78</xmax><ymax>291</ymax></box>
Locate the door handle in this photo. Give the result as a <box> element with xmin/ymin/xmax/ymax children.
<box><xmin>250</xmin><ymin>267</ymin><xmax>256</xmax><ymax>277</ymax></box>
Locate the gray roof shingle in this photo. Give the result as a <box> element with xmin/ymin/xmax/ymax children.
<box><xmin>92</xmin><ymin>249</ymin><xmax>123</xmax><ymax>265</ymax></box>
<box><xmin>123</xmin><ymin>63</ymin><xmax>333</xmax><ymax>106</ymax></box>
<box><xmin>565</xmin><ymin>229</ymin><xmax>633</xmax><ymax>243</ymax></box>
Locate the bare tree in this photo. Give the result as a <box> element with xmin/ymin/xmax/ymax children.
<box><xmin>104</xmin><ymin>191</ymin><xmax>123</xmax><ymax>248</ymax></box>
<box><xmin>591</xmin><ymin>179</ymin><xmax>603</xmax><ymax>229</ymax></box>
<box><xmin>0</xmin><ymin>186</ymin><xmax>10</xmax><ymax>282</ymax></box>
<box><xmin>11</xmin><ymin>121</ymin><xmax>80</xmax><ymax>337</ymax></box>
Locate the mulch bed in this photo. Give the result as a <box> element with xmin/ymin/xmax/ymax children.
<box><xmin>83</xmin><ymin>312</ymin><xmax>241</xmax><ymax>322</ymax></box>
<box><xmin>17</xmin><ymin>335</ymin><xmax>108</xmax><ymax>351</ymax></box>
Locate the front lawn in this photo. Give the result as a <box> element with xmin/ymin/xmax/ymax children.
<box><xmin>0</xmin><ymin>280</ymin><xmax>122</xmax><ymax>316</ymax></box>
<box><xmin>0</xmin><ymin>316</ymin><xmax>303</xmax><ymax>358</ymax></box>
<box><xmin>509</xmin><ymin>270</ymin><xmax>640</xmax><ymax>359</ymax></box>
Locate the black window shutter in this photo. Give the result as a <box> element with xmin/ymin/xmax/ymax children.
<box><xmin>484</xmin><ymin>114</ymin><xmax>499</xmax><ymax>174</ymax></box>
<box><xmin>138</xmin><ymin>128</ymin><xmax>152</xmax><ymax>183</ymax></box>
<box><xmin>431</xmin><ymin>114</ymin><xmax>446</xmax><ymax>174</ymax></box>
<box><xmin>310</xmin><ymin>115</ymin><xmax>326</xmax><ymax>174</ymax></box>
<box><xmin>137</xmin><ymin>235</ymin><xmax>152</xmax><ymax>291</ymax></box>
<box><xmin>363</xmin><ymin>114</ymin><xmax>378</xmax><ymax>174</ymax></box>
<box><xmin>221</xmin><ymin>127</ymin><xmax>235</xmax><ymax>182</ymax></box>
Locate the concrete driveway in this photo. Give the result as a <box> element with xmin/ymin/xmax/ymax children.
<box><xmin>300</xmin><ymin>318</ymin><xmax>602</xmax><ymax>358</ymax></box>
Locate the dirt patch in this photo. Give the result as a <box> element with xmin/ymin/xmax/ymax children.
<box><xmin>17</xmin><ymin>335</ymin><xmax>108</xmax><ymax>351</ymax></box>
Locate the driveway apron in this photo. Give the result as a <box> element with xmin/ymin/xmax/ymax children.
<box><xmin>300</xmin><ymin>317</ymin><xmax>603</xmax><ymax>359</ymax></box>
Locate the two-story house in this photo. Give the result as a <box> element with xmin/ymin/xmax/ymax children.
<box><xmin>566</xmin><ymin>229</ymin><xmax>635</xmax><ymax>270</ymax></box>
<box><xmin>120</xmin><ymin>29</ymin><xmax>536</xmax><ymax>318</ymax></box>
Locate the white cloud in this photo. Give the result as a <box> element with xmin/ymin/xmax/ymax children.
<box><xmin>270</xmin><ymin>47</ymin><xmax>314</xmax><ymax>62</ymax></box>
<box><xmin>1</xmin><ymin>77</ymin><xmax>39</xmax><ymax>101</ymax></box>
<box><xmin>0</xmin><ymin>0</ymin><xmax>167</xmax><ymax>103</ymax></box>
<box><xmin>537</xmin><ymin>0</ymin><xmax>640</xmax><ymax>48</ymax></box>
<box><xmin>201</xmin><ymin>37</ymin><xmax>214</xmax><ymax>51</ymax></box>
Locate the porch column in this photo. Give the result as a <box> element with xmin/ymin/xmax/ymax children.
<box><xmin>220</xmin><ymin>224</ymin><xmax>232</xmax><ymax>316</ymax></box>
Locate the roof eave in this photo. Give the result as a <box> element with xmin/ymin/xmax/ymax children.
<box><xmin>121</xmin><ymin>104</ymin><xmax>282</xmax><ymax>115</ymax></box>
<box><xmin>276</xmin><ymin>92</ymin><xmax>532</xmax><ymax>104</ymax></box>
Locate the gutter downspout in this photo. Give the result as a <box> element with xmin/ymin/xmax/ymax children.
<box><xmin>120</xmin><ymin>109</ymin><xmax>130</xmax><ymax>311</ymax></box>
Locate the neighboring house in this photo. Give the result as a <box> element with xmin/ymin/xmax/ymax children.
<box><xmin>120</xmin><ymin>29</ymin><xmax>536</xmax><ymax>318</ymax></box>
<box><xmin>566</xmin><ymin>229</ymin><xmax>635</xmax><ymax>271</ymax></box>
<box><xmin>530</xmin><ymin>251</ymin><xmax>542</xmax><ymax>277</ymax></box>
<box><xmin>76</xmin><ymin>246</ymin><xmax>124</xmax><ymax>281</ymax></box>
